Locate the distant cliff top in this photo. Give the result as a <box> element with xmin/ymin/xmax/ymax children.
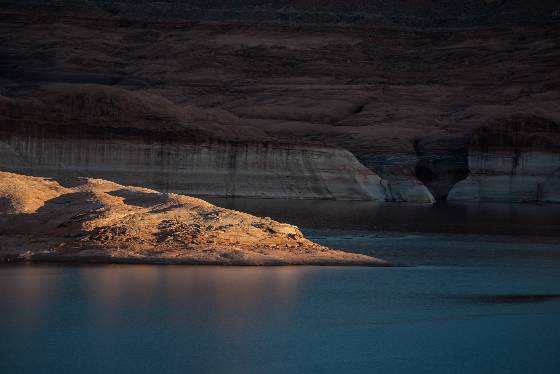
<box><xmin>2</xmin><ymin>0</ymin><xmax>559</xmax><ymax>28</ymax></box>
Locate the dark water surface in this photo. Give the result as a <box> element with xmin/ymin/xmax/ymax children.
<box><xmin>2</xmin><ymin>201</ymin><xmax>560</xmax><ymax>374</ymax></box>
<box><xmin>209</xmin><ymin>199</ymin><xmax>560</xmax><ymax>237</ymax></box>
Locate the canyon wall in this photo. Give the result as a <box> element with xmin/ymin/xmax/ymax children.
<box><xmin>1</xmin><ymin>8</ymin><xmax>559</xmax><ymax>203</ymax></box>
<box><xmin>0</xmin><ymin>84</ymin><xmax>425</xmax><ymax>202</ymax></box>
<box><xmin>0</xmin><ymin>138</ymin><xmax>388</xmax><ymax>200</ymax></box>
<box><xmin>3</xmin><ymin>0</ymin><xmax>558</xmax><ymax>27</ymax></box>
<box><xmin>448</xmin><ymin>117</ymin><xmax>560</xmax><ymax>203</ymax></box>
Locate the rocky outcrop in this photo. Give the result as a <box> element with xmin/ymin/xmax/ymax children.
<box><xmin>0</xmin><ymin>171</ymin><xmax>388</xmax><ymax>265</ymax></box>
<box><xmin>448</xmin><ymin>116</ymin><xmax>560</xmax><ymax>203</ymax></box>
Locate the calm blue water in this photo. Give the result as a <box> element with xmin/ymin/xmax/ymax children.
<box><xmin>2</xmin><ymin>201</ymin><xmax>560</xmax><ymax>374</ymax></box>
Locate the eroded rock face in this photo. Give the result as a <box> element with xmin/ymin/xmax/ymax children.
<box><xmin>541</xmin><ymin>169</ymin><xmax>560</xmax><ymax>203</ymax></box>
<box><xmin>1</xmin><ymin>9</ymin><xmax>559</xmax><ymax>203</ymax></box>
<box><xmin>414</xmin><ymin>137</ymin><xmax>469</xmax><ymax>201</ymax></box>
<box><xmin>448</xmin><ymin>116</ymin><xmax>560</xmax><ymax>202</ymax></box>
<box><xmin>0</xmin><ymin>139</ymin><xmax>388</xmax><ymax>201</ymax></box>
<box><xmin>3</xmin><ymin>0</ymin><xmax>557</xmax><ymax>27</ymax></box>
<box><xmin>0</xmin><ymin>85</ymin><xmax>388</xmax><ymax>201</ymax></box>
<box><xmin>0</xmin><ymin>171</ymin><xmax>388</xmax><ymax>265</ymax></box>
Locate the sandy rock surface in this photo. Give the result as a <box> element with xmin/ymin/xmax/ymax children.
<box><xmin>0</xmin><ymin>172</ymin><xmax>388</xmax><ymax>266</ymax></box>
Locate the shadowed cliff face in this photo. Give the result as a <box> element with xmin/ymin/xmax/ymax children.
<box><xmin>0</xmin><ymin>85</ymin><xmax>391</xmax><ymax>201</ymax></box>
<box><xmin>3</xmin><ymin>0</ymin><xmax>559</xmax><ymax>27</ymax></box>
<box><xmin>414</xmin><ymin>137</ymin><xmax>469</xmax><ymax>200</ymax></box>
<box><xmin>0</xmin><ymin>6</ymin><xmax>559</xmax><ymax>202</ymax></box>
<box><xmin>449</xmin><ymin>116</ymin><xmax>560</xmax><ymax>202</ymax></box>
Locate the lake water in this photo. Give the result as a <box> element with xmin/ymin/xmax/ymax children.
<box><xmin>2</xmin><ymin>201</ymin><xmax>560</xmax><ymax>373</ymax></box>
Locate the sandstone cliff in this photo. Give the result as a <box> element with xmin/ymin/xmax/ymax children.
<box><xmin>0</xmin><ymin>171</ymin><xmax>387</xmax><ymax>265</ymax></box>
<box><xmin>3</xmin><ymin>0</ymin><xmax>558</xmax><ymax>27</ymax></box>
<box><xmin>0</xmin><ymin>85</ymin><xmax>389</xmax><ymax>200</ymax></box>
<box><xmin>1</xmin><ymin>8</ymin><xmax>559</xmax><ymax>203</ymax></box>
<box><xmin>448</xmin><ymin>116</ymin><xmax>560</xmax><ymax>202</ymax></box>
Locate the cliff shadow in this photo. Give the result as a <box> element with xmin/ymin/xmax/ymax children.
<box><xmin>414</xmin><ymin>137</ymin><xmax>470</xmax><ymax>201</ymax></box>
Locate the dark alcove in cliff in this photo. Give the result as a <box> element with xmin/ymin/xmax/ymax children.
<box><xmin>414</xmin><ymin>137</ymin><xmax>470</xmax><ymax>201</ymax></box>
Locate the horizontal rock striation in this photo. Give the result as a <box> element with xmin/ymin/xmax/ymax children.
<box><xmin>0</xmin><ymin>85</ymin><xmax>388</xmax><ymax>201</ymax></box>
<box><xmin>2</xmin><ymin>0</ymin><xmax>558</xmax><ymax>27</ymax></box>
<box><xmin>0</xmin><ymin>171</ymin><xmax>388</xmax><ymax>265</ymax></box>
<box><xmin>1</xmin><ymin>139</ymin><xmax>387</xmax><ymax>200</ymax></box>
<box><xmin>541</xmin><ymin>169</ymin><xmax>560</xmax><ymax>203</ymax></box>
<box><xmin>448</xmin><ymin>116</ymin><xmax>560</xmax><ymax>203</ymax></box>
<box><xmin>1</xmin><ymin>9</ymin><xmax>559</xmax><ymax>203</ymax></box>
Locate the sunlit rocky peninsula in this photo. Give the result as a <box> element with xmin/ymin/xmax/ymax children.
<box><xmin>0</xmin><ymin>172</ymin><xmax>387</xmax><ymax>266</ymax></box>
